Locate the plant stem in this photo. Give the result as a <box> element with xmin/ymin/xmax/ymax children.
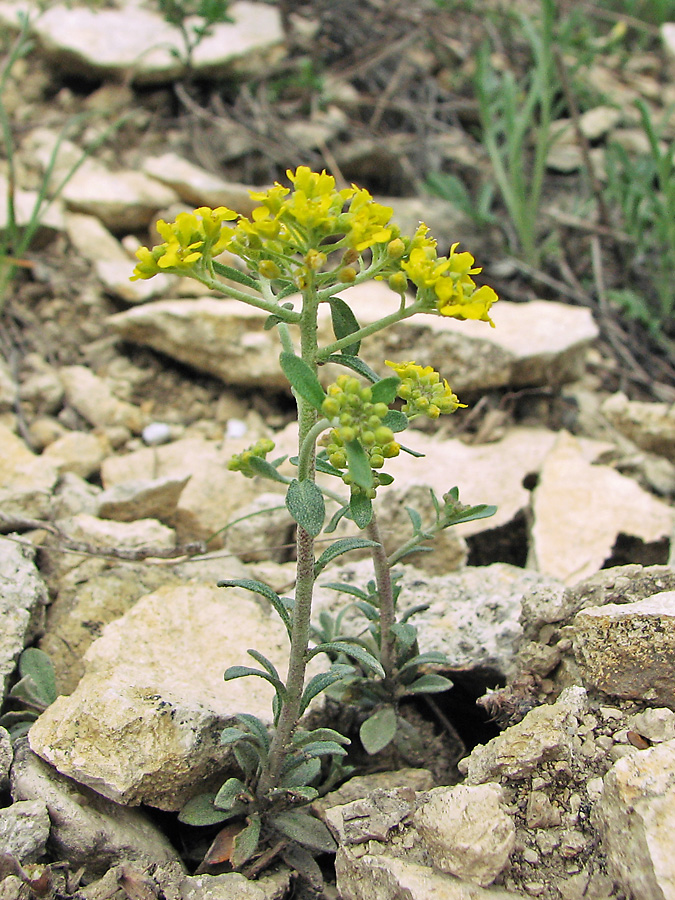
<box><xmin>258</xmin><ymin>286</ymin><xmax>320</xmax><ymax>794</ymax></box>
<box><xmin>366</xmin><ymin>512</ymin><xmax>396</xmax><ymax>680</ymax></box>
<box><xmin>317</xmin><ymin>300</ymin><xmax>421</xmax><ymax>359</ymax></box>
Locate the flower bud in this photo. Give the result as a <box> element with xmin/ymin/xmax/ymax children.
<box><xmin>339</xmin><ymin>266</ymin><xmax>357</xmax><ymax>283</ymax></box>
<box><xmin>258</xmin><ymin>259</ymin><xmax>281</xmax><ymax>279</ymax></box>
<box><xmin>305</xmin><ymin>249</ymin><xmax>327</xmax><ymax>271</ymax></box>
<box><xmin>388</xmin><ymin>272</ymin><xmax>408</xmax><ymax>294</ymax></box>
<box><xmin>387</xmin><ymin>238</ymin><xmax>405</xmax><ymax>260</ymax></box>
<box><xmin>342</xmin><ymin>248</ymin><xmax>359</xmax><ymax>266</ymax></box>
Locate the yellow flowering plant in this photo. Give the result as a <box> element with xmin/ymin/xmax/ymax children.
<box><xmin>132</xmin><ymin>167</ymin><xmax>497</xmax><ymax>876</ymax></box>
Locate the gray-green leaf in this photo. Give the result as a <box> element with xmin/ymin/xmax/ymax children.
<box><xmin>279</xmin><ymin>352</ymin><xmax>326</xmax><ymax>411</ymax></box>
<box><xmin>286</xmin><ymin>479</ymin><xmax>325</xmax><ymax>537</ymax></box>
<box><xmin>360</xmin><ymin>706</ymin><xmax>398</xmax><ymax>755</ymax></box>
<box><xmin>272</xmin><ymin>811</ymin><xmax>337</xmax><ymax>853</ymax></box>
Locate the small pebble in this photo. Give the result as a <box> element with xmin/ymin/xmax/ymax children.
<box><xmin>142</xmin><ymin>422</ymin><xmax>172</xmax><ymax>445</ymax></box>
<box><xmin>226</xmin><ymin>418</ymin><xmax>248</xmax><ymax>439</ymax></box>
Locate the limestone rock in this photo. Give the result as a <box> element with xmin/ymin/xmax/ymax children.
<box><xmin>95</xmin><ymin>475</ymin><xmax>190</xmax><ymax>524</ymax></box>
<box><xmin>530</xmin><ymin>431</ymin><xmax>672</xmax><ymax>584</ymax></box>
<box><xmin>0</xmin><ymin>539</ymin><xmax>49</xmax><ymax>700</ymax></box>
<box><xmin>0</xmin><ymin>175</ymin><xmax>63</xmax><ymax>245</ymax></box>
<box><xmin>574</xmin><ymin>592</ymin><xmax>675</xmax><ymax>706</ymax></box>
<box><xmin>0</xmin><ymin>727</ymin><xmax>11</xmax><ymax>789</ymax></box>
<box><xmin>56</xmin><ymin>513</ymin><xmax>176</xmax><ymax>556</ymax></box>
<box><xmin>0</xmin><ymin>2</ymin><xmax>284</xmax><ymax>85</ymax></box>
<box><xmin>107</xmin><ymin>291</ymin><xmax>598</xmax><ymax>395</ymax></box>
<box><xmin>41</xmin><ymin>430</ymin><xmax>109</xmax><ymax>478</ymax></box>
<box><xmin>141</xmin><ymin>154</ymin><xmax>259</xmax><ymax>215</ymax></box>
<box><xmin>413</xmin><ymin>784</ymin><xmax>515</xmax><ymax>886</ymax></box>
<box><xmin>0</xmin><ymin>799</ymin><xmax>50</xmax><ymax>863</ymax></box>
<box><xmin>596</xmin><ymin>739</ymin><xmax>675</xmax><ymax>900</ymax></box>
<box><xmin>100</xmin><ymin>436</ymin><xmax>262</xmax><ymax>548</ymax></box>
<box><xmin>335</xmin><ymin>850</ymin><xmax>524</xmax><ymax>900</ymax></box>
<box><xmin>314</xmin><ymin>561</ymin><xmax>562</xmax><ymax>679</ymax></box>
<box><xmin>602</xmin><ymin>392</ymin><xmax>675</xmax><ymax>462</ymax></box>
<box><xmin>462</xmin><ymin>686</ymin><xmax>587</xmax><ymax>783</ymax></box>
<box><xmin>59</xmin><ymin>366</ymin><xmax>144</xmax><ymax>433</ymax></box>
<box><xmin>29</xmin><ymin>582</ymin><xmax>293</xmax><ymax>809</ymax></box>
<box><xmin>224</xmin><ymin>492</ymin><xmax>294</xmax><ymax>563</ymax></box>
<box><xmin>10</xmin><ymin>741</ymin><xmax>183</xmax><ymax>878</ymax></box>
<box><xmin>179</xmin><ymin>871</ymin><xmax>290</xmax><ymax>900</ymax></box>
<box><xmin>317</xmin><ymin>769</ymin><xmax>435</xmax><ymax>817</ymax></box>
<box><xmin>0</xmin><ymin>424</ymin><xmax>58</xmax><ymax>521</ymax></box>
<box><xmin>629</xmin><ymin>708</ymin><xmax>675</xmax><ymax>744</ymax></box>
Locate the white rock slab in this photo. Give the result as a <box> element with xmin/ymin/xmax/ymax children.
<box><xmin>530</xmin><ymin>431</ymin><xmax>673</xmax><ymax>584</ymax></box>
<box><xmin>602</xmin><ymin>391</ymin><xmax>675</xmax><ymax>462</ymax></box>
<box><xmin>0</xmin><ymin>175</ymin><xmax>63</xmax><ymax>244</ymax></box>
<box><xmin>0</xmin><ymin>538</ymin><xmax>49</xmax><ymax>700</ymax></box>
<box><xmin>574</xmin><ymin>592</ymin><xmax>675</xmax><ymax>707</ymax></box>
<box><xmin>107</xmin><ymin>289</ymin><xmax>598</xmax><ymax>395</ymax></box>
<box><xmin>59</xmin><ymin>365</ymin><xmax>144</xmax><ymax>433</ymax></box>
<box><xmin>141</xmin><ymin>154</ymin><xmax>260</xmax><ymax>215</ymax></box>
<box><xmin>0</xmin><ymin>423</ymin><xmax>59</xmax><ymax>520</ymax></box>
<box><xmin>29</xmin><ymin>582</ymin><xmax>292</xmax><ymax>810</ymax></box>
<box><xmin>56</xmin><ymin>513</ymin><xmax>176</xmax><ymax>556</ymax></box>
<box><xmin>0</xmin><ymin>2</ymin><xmax>284</xmax><ymax>85</ymax></box>
<box><xmin>100</xmin><ymin>436</ymin><xmax>265</xmax><ymax>548</ymax></box>
<box><xmin>597</xmin><ymin>738</ymin><xmax>675</xmax><ymax>900</ymax></box>
<box><xmin>95</xmin><ymin>476</ymin><xmax>191</xmax><ymax>523</ymax></box>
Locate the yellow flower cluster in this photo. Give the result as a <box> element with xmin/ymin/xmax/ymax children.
<box><xmin>131</xmin><ymin>207</ymin><xmax>238</xmax><ymax>280</ymax></box>
<box><xmin>320</xmin><ymin>375</ymin><xmax>400</xmax><ymax>497</ymax></box>
<box><xmin>227</xmin><ymin>438</ymin><xmax>276</xmax><ymax>478</ymax></box>
<box><xmin>385</xmin><ymin>360</ymin><xmax>466</xmax><ymax>419</ymax></box>
<box><xmin>401</xmin><ymin>227</ymin><xmax>498</xmax><ymax>326</ymax></box>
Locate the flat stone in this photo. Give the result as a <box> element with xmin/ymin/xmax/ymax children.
<box><xmin>41</xmin><ymin>430</ymin><xmax>109</xmax><ymax>478</ymax></box>
<box><xmin>629</xmin><ymin>708</ymin><xmax>675</xmax><ymax>744</ymax></box>
<box><xmin>335</xmin><ymin>849</ymin><xmax>524</xmax><ymax>900</ymax></box>
<box><xmin>29</xmin><ymin>582</ymin><xmax>293</xmax><ymax>809</ymax></box>
<box><xmin>10</xmin><ymin>741</ymin><xmax>183</xmax><ymax>878</ymax></box>
<box><xmin>0</xmin><ymin>799</ymin><xmax>50</xmax><ymax>863</ymax></box>
<box><xmin>100</xmin><ymin>436</ymin><xmax>264</xmax><ymax>548</ymax></box>
<box><xmin>413</xmin><ymin>784</ymin><xmax>515</xmax><ymax>886</ymax></box>
<box><xmin>141</xmin><ymin>154</ymin><xmax>260</xmax><ymax>215</ymax></box>
<box><xmin>0</xmin><ymin>424</ymin><xmax>58</xmax><ymax>521</ymax></box>
<box><xmin>602</xmin><ymin>392</ymin><xmax>675</xmax><ymax>462</ymax></box>
<box><xmin>574</xmin><ymin>592</ymin><xmax>675</xmax><ymax>706</ymax></box>
<box><xmin>107</xmin><ymin>290</ymin><xmax>598</xmax><ymax>396</ymax></box>
<box><xmin>597</xmin><ymin>739</ymin><xmax>675</xmax><ymax>900</ymax></box>
<box><xmin>0</xmin><ymin>538</ymin><xmax>49</xmax><ymax>700</ymax></box>
<box><xmin>0</xmin><ymin>2</ymin><xmax>284</xmax><ymax>85</ymax></box>
<box><xmin>59</xmin><ymin>366</ymin><xmax>144</xmax><ymax>433</ymax></box>
<box><xmin>55</xmin><ymin>513</ymin><xmax>176</xmax><ymax>556</ymax></box>
<box><xmin>314</xmin><ymin>561</ymin><xmax>561</xmax><ymax>680</ymax></box>
<box><xmin>95</xmin><ymin>475</ymin><xmax>191</xmax><ymax>523</ymax></box>
<box><xmin>530</xmin><ymin>431</ymin><xmax>672</xmax><ymax>584</ymax></box>
<box><xmin>462</xmin><ymin>687</ymin><xmax>587</xmax><ymax>783</ymax></box>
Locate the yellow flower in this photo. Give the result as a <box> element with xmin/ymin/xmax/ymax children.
<box><xmin>437</xmin><ymin>283</ymin><xmax>498</xmax><ymax>326</ymax></box>
<box><xmin>385</xmin><ymin>360</ymin><xmax>466</xmax><ymax>419</ymax></box>
<box><xmin>343</xmin><ymin>188</ymin><xmax>394</xmax><ymax>252</ymax></box>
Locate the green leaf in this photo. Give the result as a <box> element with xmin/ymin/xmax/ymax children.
<box><xmin>246</xmin><ymin>455</ymin><xmax>288</xmax><ymax>484</ymax></box>
<box><xmin>178</xmin><ymin>793</ymin><xmax>236</xmax><ymax>826</ymax></box>
<box><xmin>234</xmin><ymin>741</ymin><xmax>261</xmax><ymax>778</ymax></box>
<box><xmin>321</xmin><ymin>582</ymin><xmax>370</xmax><ymax>601</ymax></box>
<box><xmin>353</xmin><ymin>600</ymin><xmax>379</xmax><ymax>621</ymax></box>
<box><xmin>324</xmin><ymin>354</ymin><xmax>380</xmax><ymax>383</ymax></box>
<box><xmin>299</xmin><ymin>665</ymin><xmax>355</xmax><ymax>714</ymax></box>
<box><xmin>329</xmin><ymin>297</ymin><xmax>361</xmax><ymax>356</ymax></box>
<box><xmin>212</xmin><ymin>260</ymin><xmax>260</xmax><ymax>289</ymax></box>
<box><xmin>294</xmin><ymin>728</ymin><xmax>351</xmax><ymax>746</ymax></box>
<box><xmin>279</xmin><ymin>352</ymin><xmax>326</xmax><ymax>411</ymax></box>
<box><xmin>231</xmin><ymin>815</ymin><xmax>262</xmax><ymax>869</ymax></box>
<box><xmin>380</xmin><ymin>409</ymin><xmax>407</xmax><ymax>433</ymax></box>
<box><xmin>220</xmin><ymin>727</ymin><xmax>249</xmax><ymax>746</ymax></box>
<box><xmin>279</xmin><ymin>756</ymin><xmax>322</xmax><ymax>788</ymax></box>
<box><xmin>378</xmin><ymin>473</ymin><xmax>394</xmax><ymax>486</ymax></box>
<box><xmin>214</xmin><ymin>777</ymin><xmax>248</xmax><ymax>810</ymax></box>
<box><xmin>399</xmin><ymin>442</ymin><xmax>425</xmax><ymax>458</ymax></box>
<box><xmin>309</xmin><ymin>641</ymin><xmax>385</xmax><ymax>677</ymax></box>
<box><xmin>360</xmin><ymin>706</ymin><xmax>398</xmax><ymax>755</ymax></box>
<box><xmin>405</xmin><ymin>673</ymin><xmax>454</xmax><ymax>694</ymax></box>
<box><xmin>271</xmin><ymin>811</ymin><xmax>337</xmax><ymax>853</ymax></box>
<box><xmin>299</xmin><ymin>740</ymin><xmax>347</xmax><ymax>758</ymax></box>
<box><xmin>218</xmin><ymin>578</ymin><xmax>291</xmax><ymax>634</ymax></box>
<box><xmin>398</xmin><ymin>603</ymin><xmax>430</xmax><ymax>624</ymax></box>
<box><xmin>286</xmin><ymin>479</ymin><xmax>325</xmax><ymax>537</ymax></box>
<box><xmin>223</xmin><ymin>665</ymin><xmax>286</xmax><ymax>700</ymax></box>
<box><xmin>390</xmin><ymin>622</ymin><xmax>418</xmax><ymax>651</ymax></box>
<box><xmin>406</xmin><ymin>506</ymin><xmax>423</xmax><ymax>533</ymax></box>
<box><xmin>349</xmin><ymin>490</ymin><xmax>373</xmax><ymax>529</ymax></box>
<box><xmin>397</xmin><ymin>651</ymin><xmax>451</xmax><ymax>673</ymax></box>
<box><xmin>14</xmin><ymin>649</ymin><xmax>56</xmax><ymax>707</ymax></box>
<box><xmin>282</xmin><ymin>844</ymin><xmax>324</xmax><ymax>892</ymax></box>
<box><xmin>324</xmin><ymin>504</ymin><xmax>349</xmax><ymax>534</ymax></box>
<box><xmin>314</xmin><ymin>456</ymin><xmax>345</xmax><ymax>478</ymax></box>
<box><xmin>345</xmin><ymin>440</ymin><xmax>373</xmax><ymax>490</ymax></box>
<box><xmin>445</xmin><ymin>503</ymin><xmax>498</xmax><ymax>526</ymax></box>
<box><xmin>371</xmin><ymin>376</ymin><xmax>400</xmax><ymax>405</ymax></box>
<box><xmin>236</xmin><ymin>714</ymin><xmax>270</xmax><ymax>753</ymax></box>
<box><xmin>314</xmin><ymin>537</ymin><xmax>379</xmax><ymax>574</ymax></box>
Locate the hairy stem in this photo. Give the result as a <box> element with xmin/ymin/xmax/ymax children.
<box><xmin>366</xmin><ymin>512</ymin><xmax>396</xmax><ymax>680</ymax></box>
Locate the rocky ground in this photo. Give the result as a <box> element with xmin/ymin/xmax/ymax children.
<box><xmin>2</xmin><ymin>1</ymin><xmax>675</xmax><ymax>899</ymax></box>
